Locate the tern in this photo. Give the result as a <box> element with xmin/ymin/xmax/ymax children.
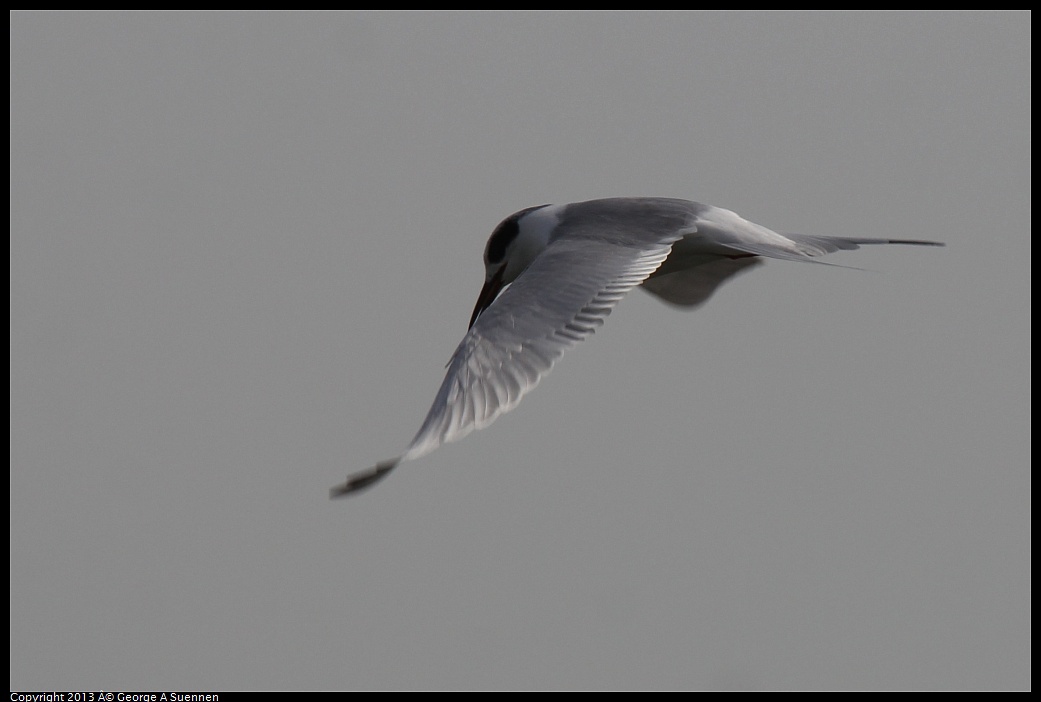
<box><xmin>331</xmin><ymin>197</ymin><xmax>942</xmax><ymax>497</ymax></box>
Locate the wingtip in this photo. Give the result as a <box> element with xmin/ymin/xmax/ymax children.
<box><xmin>329</xmin><ymin>459</ymin><xmax>401</xmax><ymax>498</ymax></box>
<box><xmin>893</xmin><ymin>239</ymin><xmax>946</xmax><ymax>247</ymax></box>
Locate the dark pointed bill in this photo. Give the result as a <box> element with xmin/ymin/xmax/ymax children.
<box><xmin>469</xmin><ymin>265</ymin><xmax>506</xmax><ymax>329</ymax></box>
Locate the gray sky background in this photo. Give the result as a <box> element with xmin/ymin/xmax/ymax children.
<box><xmin>10</xmin><ymin>11</ymin><xmax>1030</xmax><ymax>690</ymax></box>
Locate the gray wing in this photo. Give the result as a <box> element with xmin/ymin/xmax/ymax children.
<box><xmin>686</xmin><ymin>204</ymin><xmax>944</xmax><ymax>261</ymax></box>
<box><xmin>331</xmin><ymin>215</ymin><xmax>684</xmax><ymax>496</ymax></box>
<box><xmin>640</xmin><ymin>203</ymin><xmax>943</xmax><ymax>308</ymax></box>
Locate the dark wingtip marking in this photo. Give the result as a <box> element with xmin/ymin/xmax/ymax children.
<box><xmin>330</xmin><ymin>459</ymin><xmax>400</xmax><ymax>498</ymax></box>
<box><xmin>887</xmin><ymin>239</ymin><xmax>946</xmax><ymax>247</ymax></box>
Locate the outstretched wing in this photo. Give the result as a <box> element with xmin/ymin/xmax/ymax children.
<box><xmin>640</xmin><ymin>204</ymin><xmax>943</xmax><ymax>308</ymax></box>
<box><xmin>688</xmin><ymin>204</ymin><xmax>944</xmax><ymax>261</ymax></box>
<box><xmin>331</xmin><ymin>206</ymin><xmax>688</xmax><ymax>496</ymax></box>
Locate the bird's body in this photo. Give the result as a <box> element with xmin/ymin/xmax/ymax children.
<box><xmin>331</xmin><ymin>197</ymin><xmax>942</xmax><ymax>496</ymax></box>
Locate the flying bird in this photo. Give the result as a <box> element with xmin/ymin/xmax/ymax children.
<box><xmin>331</xmin><ymin>197</ymin><xmax>942</xmax><ymax>497</ymax></box>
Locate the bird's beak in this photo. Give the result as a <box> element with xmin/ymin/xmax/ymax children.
<box><xmin>469</xmin><ymin>266</ymin><xmax>506</xmax><ymax>329</ymax></box>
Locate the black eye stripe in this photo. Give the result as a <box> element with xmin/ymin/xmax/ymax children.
<box><xmin>485</xmin><ymin>205</ymin><xmax>551</xmax><ymax>264</ymax></box>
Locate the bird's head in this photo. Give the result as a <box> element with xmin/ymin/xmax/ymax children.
<box><xmin>469</xmin><ymin>203</ymin><xmax>560</xmax><ymax>328</ymax></box>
